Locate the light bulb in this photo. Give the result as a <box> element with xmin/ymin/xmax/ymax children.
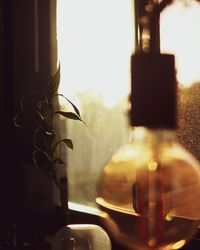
<box><xmin>96</xmin><ymin>53</ymin><xmax>200</xmax><ymax>249</ymax></box>
<box><xmin>97</xmin><ymin>127</ymin><xmax>200</xmax><ymax>250</ymax></box>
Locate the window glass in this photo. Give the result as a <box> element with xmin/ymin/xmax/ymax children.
<box><xmin>160</xmin><ymin>0</ymin><xmax>200</xmax><ymax>161</ymax></box>
<box><xmin>57</xmin><ymin>0</ymin><xmax>200</xmax><ymax>207</ymax></box>
<box><xmin>57</xmin><ymin>0</ymin><xmax>134</xmax><ymax>206</ymax></box>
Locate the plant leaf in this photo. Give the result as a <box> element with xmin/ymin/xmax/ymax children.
<box><xmin>62</xmin><ymin>138</ymin><xmax>73</xmax><ymax>150</ymax></box>
<box><xmin>55</xmin><ymin>111</ymin><xmax>84</xmax><ymax>123</ymax></box>
<box><xmin>53</xmin><ymin>138</ymin><xmax>73</xmax><ymax>153</ymax></box>
<box><xmin>54</xmin><ymin>94</ymin><xmax>81</xmax><ymax>117</ymax></box>
<box><xmin>33</xmin><ymin>126</ymin><xmax>44</xmax><ymax>150</ymax></box>
<box><xmin>44</xmin><ymin>131</ymin><xmax>55</xmax><ymax>147</ymax></box>
<box><xmin>54</xmin><ymin>158</ymin><xmax>65</xmax><ymax>165</ymax></box>
<box><xmin>32</xmin><ymin>148</ymin><xmax>53</xmax><ymax>168</ymax></box>
<box><xmin>13</xmin><ymin>111</ymin><xmax>24</xmax><ymax>128</ymax></box>
<box><xmin>36</xmin><ymin>110</ymin><xmax>45</xmax><ymax>121</ymax></box>
<box><xmin>40</xmin><ymin>102</ymin><xmax>54</xmax><ymax>128</ymax></box>
<box><xmin>32</xmin><ymin>150</ymin><xmax>40</xmax><ymax>168</ymax></box>
<box><xmin>48</xmin><ymin>64</ymin><xmax>60</xmax><ymax>97</ymax></box>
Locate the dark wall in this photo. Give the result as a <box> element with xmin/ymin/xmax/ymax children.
<box><xmin>12</xmin><ymin>0</ymin><xmax>57</xmax><ymax>160</ymax></box>
<box><xmin>1</xmin><ymin>2</ymin><xmax>59</xmax><ymax>247</ymax></box>
<box><xmin>1</xmin><ymin>0</ymin><xmax>14</xmax><ymax>218</ymax></box>
<box><xmin>1</xmin><ymin>0</ymin><xmax>58</xmax><ymax>217</ymax></box>
<box><xmin>12</xmin><ymin>0</ymin><xmax>56</xmax><ymax>111</ymax></box>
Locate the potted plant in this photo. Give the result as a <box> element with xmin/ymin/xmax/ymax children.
<box><xmin>13</xmin><ymin>66</ymin><xmax>84</xmax><ymax>248</ymax></box>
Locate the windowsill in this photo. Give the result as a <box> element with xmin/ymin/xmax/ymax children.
<box><xmin>69</xmin><ymin>201</ymin><xmax>200</xmax><ymax>250</ymax></box>
<box><xmin>69</xmin><ymin>201</ymin><xmax>104</xmax><ymax>218</ymax></box>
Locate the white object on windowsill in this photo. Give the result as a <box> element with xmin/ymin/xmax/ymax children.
<box><xmin>52</xmin><ymin>224</ymin><xmax>112</xmax><ymax>250</ymax></box>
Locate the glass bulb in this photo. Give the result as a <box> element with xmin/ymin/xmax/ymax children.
<box><xmin>96</xmin><ymin>127</ymin><xmax>200</xmax><ymax>250</ymax></box>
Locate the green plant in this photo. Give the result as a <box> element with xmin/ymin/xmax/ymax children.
<box><xmin>14</xmin><ymin>65</ymin><xmax>84</xmax><ymax>186</ymax></box>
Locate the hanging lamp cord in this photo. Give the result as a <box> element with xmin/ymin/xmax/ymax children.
<box><xmin>149</xmin><ymin>0</ymin><xmax>174</xmax><ymax>53</ymax></box>
<box><xmin>146</xmin><ymin>0</ymin><xmax>200</xmax><ymax>53</ymax></box>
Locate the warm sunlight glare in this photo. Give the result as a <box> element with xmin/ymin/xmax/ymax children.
<box><xmin>160</xmin><ymin>0</ymin><xmax>200</xmax><ymax>86</ymax></box>
<box><xmin>57</xmin><ymin>0</ymin><xmax>134</xmax><ymax>108</ymax></box>
<box><xmin>57</xmin><ymin>0</ymin><xmax>200</xmax><ymax>105</ymax></box>
<box><xmin>172</xmin><ymin>240</ymin><xmax>186</xmax><ymax>249</ymax></box>
<box><xmin>68</xmin><ymin>201</ymin><xmax>105</xmax><ymax>217</ymax></box>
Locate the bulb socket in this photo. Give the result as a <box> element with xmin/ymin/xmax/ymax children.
<box><xmin>130</xmin><ymin>53</ymin><xmax>177</xmax><ymax>129</ymax></box>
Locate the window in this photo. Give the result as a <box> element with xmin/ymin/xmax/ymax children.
<box><xmin>57</xmin><ymin>0</ymin><xmax>200</xmax><ymax>208</ymax></box>
<box><xmin>160</xmin><ymin>0</ymin><xmax>200</xmax><ymax>161</ymax></box>
<box><xmin>57</xmin><ymin>0</ymin><xmax>134</xmax><ymax>207</ymax></box>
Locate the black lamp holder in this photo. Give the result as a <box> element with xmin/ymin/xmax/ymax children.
<box><xmin>131</xmin><ymin>0</ymin><xmax>200</xmax><ymax>129</ymax></box>
<box><xmin>131</xmin><ymin>0</ymin><xmax>177</xmax><ymax>128</ymax></box>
